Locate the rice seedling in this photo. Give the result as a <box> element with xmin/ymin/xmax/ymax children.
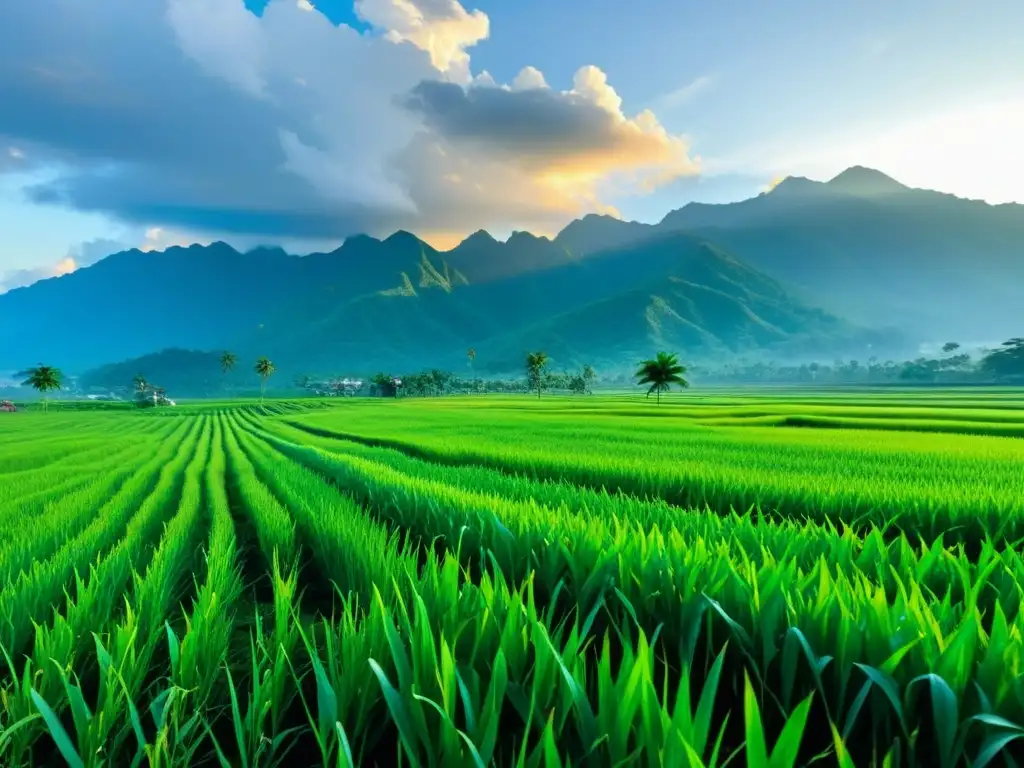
<box><xmin>1</xmin><ymin>390</ymin><xmax>1022</xmax><ymax>766</ymax></box>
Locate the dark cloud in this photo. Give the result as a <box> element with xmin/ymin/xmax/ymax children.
<box><xmin>0</xmin><ymin>0</ymin><xmax>430</xmax><ymax>239</ymax></box>
<box><xmin>402</xmin><ymin>80</ymin><xmax>629</xmax><ymax>160</ymax></box>
<box><xmin>0</xmin><ymin>0</ymin><xmax>698</xmax><ymax>244</ymax></box>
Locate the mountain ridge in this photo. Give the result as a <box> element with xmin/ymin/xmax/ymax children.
<box><xmin>1</xmin><ymin>165</ymin><xmax>1017</xmax><ymax>374</ymax></box>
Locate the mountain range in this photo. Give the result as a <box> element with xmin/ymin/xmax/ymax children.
<box><xmin>1</xmin><ymin>166</ymin><xmax>1020</xmax><ymax>382</ymax></box>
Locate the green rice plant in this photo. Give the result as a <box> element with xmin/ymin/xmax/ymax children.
<box><xmin>0</xmin><ymin>414</ymin><xmax>164</xmax><ymax>471</ymax></box>
<box><xmin>46</xmin><ymin>418</ymin><xmax>216</xmax><ymax>763</ymax></box>
<box><xmin>283</xmin><ymin>401</ymin><xmax>1024</xmax><ymax>545</ymax></box>
<box><xmin>206</xmin><ymin>559</ymin><xmax>303</xmax><ymax>768</ymax></box>
<box><xmin>0</xmin><ymin>425</ymin><xmax>170</xmax><ymax>508</ymax></box>
<box><xmin>0</xmin><ymin>418</ymin><xmax>197</xmax><ymax>657</ymax></box>
<box><xmin>229</xmin><ymin>414</ymin><xmax>420</xmax><ymax>609</ymax></box>
<box><xmin>222</xmin><ymin>415</ymin><xmax>299</xmax><ymax>566</ymax></box>
<box><xmin>3</xmin><ymin>391</ymin><xmax>1024</xmax><ymax>765</ymax></box>
<box><xmin>0</xmin><ymin>420</ymin><xmax>205</xmax><ymax>764</ymax></box>
<box><xmin>169</xmin><ymin>415</ymin><xmax>244</xmax><ymax>706</ymax></box>
<box><xmin>0</xmin><ymin>422</ymin><xmax>182</xmax><ymax>572</ymax></box>
<box><xmin>238</xmin><ymin>416</ymin><xmax>1024</xmax><ymax>762</ymax></box>
<box><xmin>288</xmin><ymin>540</ymin><xmax>823</xmax><ymax>768</ymax></box>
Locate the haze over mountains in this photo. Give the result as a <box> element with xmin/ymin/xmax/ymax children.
<box><xmin>1</xmin><ymin>167</ymin><xmax>1020</xmax><ymax>379</ymax></box>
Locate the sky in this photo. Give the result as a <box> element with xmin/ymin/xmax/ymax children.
<box><xmin>0</xmin><ymin>0</ymin><xmax>1022</xmax><ymax>291</ymax></box>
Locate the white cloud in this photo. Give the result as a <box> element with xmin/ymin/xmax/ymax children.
<box><xmin>0</xmin><ymin>0</ymin><xmax>701</xmax><ymax>249</ymax></box>
<box><xmin>166</xmin><ymin>0</ymin><xmax>267</xmax><ymax>97</ymax></box>
<box><xmin>511</xmin><ymin>66</ymin><xmax>547</xmax><ymax>91</ymax></box>
<box><xmin>354</xmin><ymin>0</ymin><xmax>488</xmax><ymax>83</ymax></box>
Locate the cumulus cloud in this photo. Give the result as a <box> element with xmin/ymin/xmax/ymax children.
<box><xmin>397</xmin><ymin>66</ymin><xmax>699</xmax><ymax>222</ymax></box>
<box><xmin>0</xmin><ymin>0</ymin><xmax>699</xmax><ymax>248</ymax></box>
<box><xmin>511</xmin><ymin>66</ymin><xmax>548</xmax><ymax>92</ymax></box>
<box><xmin>355</xmin><ymin>0</ymin><xmax>488</xmax><ymax>83</ymax></box>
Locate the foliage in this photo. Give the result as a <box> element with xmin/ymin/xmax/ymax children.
<box><xmin>634</xmin><ymin>351</ymin><xmax>688</xmax><ymax>403</ymax></box>
<box><xmin>981</xmin><ymin>338</ymin><xmax>1024</xmax><ymax>380</ymax></box>
<box><xmin>525</xmin><ymin>351</ymin><xmax>549</xmax><ymax>398</ymax></box>
<box><xmin>254</xmin><ymin>357</ymin><xmax>276</xmax><ymax>405</ymax></box>
<box><xmin>370</xmin><ymin>373</ymin><xmax>399</xmax><ymax>398</ymax></box>
<box><xmin>220</xmin><ymin>351</ymin><xmax>238</xmax><ymax>375</ymax></box>
<box><xmin>1</xmin><ymin>392</ymin><xmax>1023</xmax><ymax>766</ymax></box>
<box><xmin>80</xmin><ymin>349</ymin><xmax>228</xmax><ymax>398</ymax></box>
<box><xmin>691</xmin><ymin>345</ymin><xmax>1005</xmax><ymax>386</ymax></box>
<box><xmin>132</xmin><ymin>374</ymin><xmax>174</xmax><ymax>409</ymax></box>
<box><xmin>20</xmin><ymin>365</ymin><xmax>63</xmax><ymax>413</ymax></box>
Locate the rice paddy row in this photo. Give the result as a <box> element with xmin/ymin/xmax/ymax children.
<box><xmin>0</xmin><ymin>391</ymin><xmax>1021</xmax><ymax>766</ymax></box>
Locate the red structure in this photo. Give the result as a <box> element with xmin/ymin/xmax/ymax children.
<box><xmin>0</xmin><ymin>400</ymin><xmax>16</xmax><ymax>412</ymax></box>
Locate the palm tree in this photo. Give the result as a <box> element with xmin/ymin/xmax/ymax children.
<box><xmin>254</xmin><ymin>357</ymin><xmax>276</xmax><ymax>405</ymax></box>
<box><xmin>634</xmin><ymin>351</ymin><xmax>688</xmax><ymax>404</ymax></box>
<box><xmin>22</xmin><ymin>365</ymin><xmax>63</xmax><ymax>413</ymax></box>
<box><xmin>467</xmin><ymin>348</ymin><xmax>476</xmax><ymax>369</ymax></box>
<box><xmin>525</xmin><ymin>351</ymin><xmax>549</xmax><ymax>399</ymax></box>
<box><xmin>220</xmin><ymin>350</ymin><xmax>238</xmax><ymax>396</ymax></box>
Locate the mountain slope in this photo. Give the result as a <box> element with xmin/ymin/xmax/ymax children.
<box><xmin>0</xmin><ymin>242</ymin><xmax>300</xmax><ymax>371</ymax></box>
<box><xmin>552</xmin><ymin>168</ymin><xmax>1024</xmax><ymax>340</ymax></box>
<box><xmin>5</xmin><ymin>164</ymin><xmax>1003</xmax><ymax>376</ymax></box>
<box><xmin>228</xmin><ymin>232</ymin><xmax>887</xmax><ymax>375</ymax></box>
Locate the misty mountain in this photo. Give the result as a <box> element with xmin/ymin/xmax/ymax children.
<box><xmin>4</xmin><ymin>164</ymin><xmax>1010</xmax><ymax>378</ymax></box>
<box><xmin>553</xmin><ymin>167</ymin><xmax>1024</xmax><ymax>340</ymax></box>
<box><xmin>240</xmin><ymin>232</ymin><xmax>885</xmax><ymax>376</ymax></box>
<box><xmin>0</xmin><ymin>223</ymin><xmax>886</xmax><ymax>379</ymax></box>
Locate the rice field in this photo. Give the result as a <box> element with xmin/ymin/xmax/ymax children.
<box><xmin>2</xmin><ymin>389</ymin><xmax>1024</xmax><ymax>767</ymax></box>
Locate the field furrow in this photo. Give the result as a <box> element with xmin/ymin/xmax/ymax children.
<box><xmin>0</xmin><ymin>418</ymin><xmax>200</xmax><ymax>657</ymax></box>
<box><xmin>0</xmin><ymin>421</ymin><xmax>179</xmax><ymax>514</ymax></box>
<box><xmin>240</xmin><ymin>411</ymin><xmax>1024</xmax><ymax>735</ymax></box>
<box><xmin>229</xmin><ymin>413</ymin><xmax>418</xmax><ymax>610</ymax></box>
<box><xmin>2</xmin><ymin>391</ymin><xmax>1023</xmax><ymax>767</ymax></box>
<box><xmin>282</xmin><ymin>409</ymin><xmax>1024</xmax><ymax>544</ymax></box>
<box><xmin>169</xmin><ymin>415</ymin><xmax>244</xmax><ymax>707</ymax></box>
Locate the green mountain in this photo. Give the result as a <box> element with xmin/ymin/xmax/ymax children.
<box><xmin>76</xmin><ymin>232</ymin><xmax>893</xmax><ymax>390</ymax></box>
<box><xmin>554</xmin><ymin>167</ymin><xmax>1024</xmax><ymax>341</ymax></box>
<box><xmin>8</xmin><ymin>164</ymin><xmax>1002</xmax><ymax>379</ymax></box>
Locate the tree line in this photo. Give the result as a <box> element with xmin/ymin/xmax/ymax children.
<box><xmin>692</xmin><ymin>339</ymin><xmax>1024</xmax><ymax>385</ymax></box>
<box><xmin>364</xmin><ymin>350</ymin><xmax>688</xmax><ymax>404</ymax></box>
<box><xmin>13</xmin><ymin>337</ymin><xmax>1024</xmax><ymax>410</ymax></box>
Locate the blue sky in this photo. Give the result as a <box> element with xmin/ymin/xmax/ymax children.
<box><xmin>1</xmin><ymin>0</ymin><xmax>1022</xmax><ymax>289</ymax></box>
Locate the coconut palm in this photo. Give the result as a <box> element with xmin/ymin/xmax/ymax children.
<box><xmin>254</xmin><ymin>357</ymin><xmax>276</xmax><ymax>405</ymax></box>
<box><xmin>22</xmin><ymin>364</ymin><xmax>63</xmax><ymax>413</ymax></box>
<box><xmin>467</xmin><ymin>348</ymin><xmax>476</xmax><ymax>369</ymax></box>
<box><xmin>525</xmin><ymin>351</ymin><xmax>549</xmax><ymax>399</ymax></box>
<box><xmin>634</xmin><ymin>351</ymin><xmax>688</xmax><ymax>405</ymax></box>
<box><xmin>219</xmin><ymin>350</ymin><xmax>238</xmax><ymax>396</ymax></box>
